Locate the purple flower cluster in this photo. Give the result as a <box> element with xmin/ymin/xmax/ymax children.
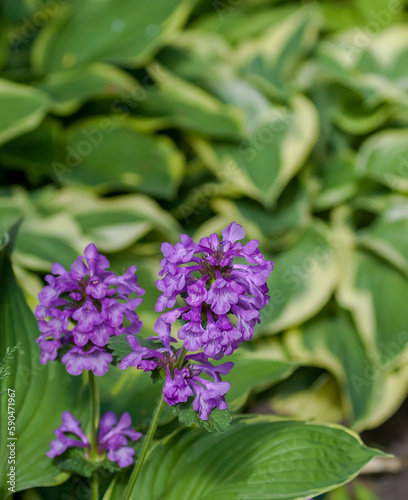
<box><xmin>47</xmin><ymin>411</ymin><xmax>141</xmax><ymax>468</ymax></box>
<box><xmin>35</xmin><ymin>244</ymin><xmax>144</xmax><ymax>376</ymax></box>
<box><xmin>120</xmin><ymin>338</ymin><xmax>233</xmax><ymax>420</ymax></box>
<box><xmin>119</xmin><ymin>222</ymin><xmax>273</xmax><ymax>420</ymax></box>
<box><xmin>154</xmin><ymin>222</ymin><xmax>273</xmax><ymax>358</ymax></box>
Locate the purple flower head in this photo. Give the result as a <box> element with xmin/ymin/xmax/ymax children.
<box><xmin>120</xmin><ymin>333</ymin><xmax>234</xmax><ymax>421</ymax></box>
<box><xmin>35</xmin><ymin>244</ymin><xmax>144</xmax><ymax>376</ymax></box>
<box><xmin>98</xmin><ymin>411</ymin><xmax>142</xmax><ymax>467</ymax></box>
<box><xmin>163</xmin><ymin>354</ymin><xmax>234</xmax><ymax>420</ymax></box>
<box><xmin>47</xmin><ymin>411</ymin><xmax>141</xmax><ymax>468</ymax></box>
<box><xmin>154</xmin><ymin>222</ymin><xmax>273</xmax><ymax>358</ymax></box>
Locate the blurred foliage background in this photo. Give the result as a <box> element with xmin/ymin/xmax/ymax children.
<box><xmin>1</xmin><ymin>0</ymin><xmax>408</xmax><ymax>498</ymax></box>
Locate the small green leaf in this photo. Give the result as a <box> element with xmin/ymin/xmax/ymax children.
<box><xmin>171</xmin><ymin>400</ymin><xmax>232</xmax><ymax>433</ymax></box>
<box><xmin>107</xmin><ymin>334</ymin><xmax>133</xmax><ymax>361</ymax></box>
<box><xmin>55</xmin><ymin>448</ymin><xmax>100</xmax><ymax>478</ymax></box>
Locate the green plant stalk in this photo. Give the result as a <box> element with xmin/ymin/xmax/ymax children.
<box><xmin>89</xmin><ymin>370</ymin><xmax>100</xmax><ymax>500</ymax></box>
<box><xmin>123</xmin><ymin>393</ymin><xmax>166</xmax><ymax>500</ymax></box>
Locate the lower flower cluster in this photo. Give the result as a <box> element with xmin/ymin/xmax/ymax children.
<box><xmin>120</xmin><ymin>337</ymin><xmax>233</xmax><ymax>420</ymax></box>
<box><xmin>48</xmin><ymin>411</ymin><xmax>141</xmax><ymax>468</ymax></box>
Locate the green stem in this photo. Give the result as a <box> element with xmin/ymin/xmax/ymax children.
<box><xmin>89</xmin><ymin>371</ymin><xmax>100</xmax><ymax>500</ymax></box>
<box><xmin>175</xmin><ymin>346</ymin><xmax>187</xmax><ymax>370</ymax></box>
<box><xmin>123</xmin><ymin>393</ymin><xmax>166</xmax><ymax>500</ymax></box>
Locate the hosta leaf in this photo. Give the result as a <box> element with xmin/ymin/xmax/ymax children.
<box><xmin>356</xmin><ymin>129</ymin><xmax>408</xmax><ymax>193</ymax></box>
<box><xmin>259</xmin><ymin>221</ymin><xmax>338</xmax><ymax>334</ymax></box>
<box><xmin>0</xmin><ymin>79</ymin><xmax>49</xmax><ymax>147</ymax></box>
<box><xmin>283</xmin><ymin>313</ymin><xmax>384</xmax><ymax>431</ymax></box>
<box><xmin>0</xmin><ymin>225</ymin><xmax>87</xmax><ymax>497</ymax></box>
<box><xmin>192</xmin><ymin>95</ymin><xmax>318</xmax><ymax>206</ymax></box>
<box><xmin>357</xmin><ymin>196</ymin><xmax>408</xmax><ymax>278</ymax></box>
<box><xmin>269</xmin><ymin>370</ymin><xmax>344</xmax><ymax>423</ymax></box>
<box><xmin>210</xmin><ymin>185</ymin><xmax>311</xmax><ymax>248</ymax></box>
<box><xmin>315</xmin><ymin>149</ymin><xmax>358</xmax><ymax>210</ymax></box>
<box><xmin>23</xmin><ymin>187</ymin><xmax>181</xmax><ymax>252</ymax></box>
<box><xmin>139</xmin><ymin>65</ymin><xmax>244</xmax><ymax>139</ymax></box>
<box><xmin>130</xmin><ymin>416</ymin><xmax>386</xmax><ymax>500</ymax></box>
<box><xmin>13</xmin><ymin>213</ymin><xmax>84</xmax><ymax>272</ymax></box>
<box><xmin>59</xmin><ymin>117</ymin><xmax>184</xmax><ymax>199</ymax></box>
<box><xmin>69</xmin><ymin>193</ymin><xmax>181</xmax><ymax>252</ymax></box>
<box><xmin>32</xmin><ymin>0</ymin><xmax>194</xmax><ymax>71</ymax></box>
<box><xmin>0</xmin><ymin>119</ymin><xmax>62</xmax><ymax>178</ymax></box>
<box><xmin>236</xmin><ymin>4</ymin><xmax>322</xmax><ymax>97</ymax></box>
<box><xmin>37</xmin><ymin>63</ymin><xmax>139</xmax><ymax>115</ymax></box>
<box><xmin>337</xmin><ymin>248</ymin><xmax>408</xmax><ymax>369</ymax></box>
<box><xmin>191</xmin><ymin>4</ymin><xmax>298</xmax><ymax>45</ymax></box>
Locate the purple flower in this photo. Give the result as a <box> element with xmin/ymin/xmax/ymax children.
<box><xmin>47</xmin><ymin>412</ymin><xmax>88</xmax><ymax>458</ymax></box>
<box><xmin>162</xmin><ymin>354</ymin><xmax>234</xmax><ymax>420</ymax></box>
<box><xmin>120</xmin><ymin>332</ymin><xmax>234</xmax><ymax>421</ymax></box>
<box><xmin>154</xmin><ymin>222</ymin><xmax>273</xmax><ymax>358</ymax></box>
<box><xmin>47</xmin><ymin>411</ymin><xmax>141</xmax><ymax>468</ymax></box>
<box><xmin>35</xmin><ymin>244</ymin><xmax>144</xmax><ymax>376</ymax></box>
<box><xmin>98</xmin><ymin>411</ymin><xmax>142</xmax><ymax>467</ymax></box>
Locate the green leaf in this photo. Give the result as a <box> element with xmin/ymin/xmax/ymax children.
<box><xmin>0</xmin><ymin>225</ymin><xmax>88</xmax><ymax>497</ymax></box>
<box><xmin>71</xmin><ymin>193</ymin><xmax>181</xmax><ymax>252</ymax></box>
<box><xmin>192</xmin><ymin>94</ymin><xmax>318</xmax><ymax>206</ymax></box>
<box><xmin>357</xmin><ymin>196</ymin><xmax>408</xmax><ymax>278</ymax></box>
<box><xmin>260</xmin><ymin>221</ymin><xmax>338</xmax><ymax>334</ymax></box>
<box><xmin>37</xmin><ymin>63</ymin><xmax>139</xmax><ymax>115</ymax></box>
<box><xmin>269</xmin><ymin>369</ymin><xmax>344</xmax><ymax>423</ymax></box>
<box><xmin>283</xmin><ymin>313</ymin><xmax>384</xmax><ymax>431</ymax></box>
<box><xmin>55</xmin><ymin>448</ymin><xmax>100</xmax><ymax>478</ymax></box>
<box><xmin>107</xmin><ymin>334</ymin><xmax>133</xmax><ymax>360</ymax></box>
<box><xmin>0</xmin><ymin>119</ymin><xmax>62</xmax><ymax>177</ymax></box>
<box><xmin>61</xmin><ymin>117</ymin><xmax>184</xmax><ymax>199</ymax></box>
<box><xmin>315</xmin><ymin>149</ymin><xmax>358</xmax><ymax>210</ymax></box>
<box><xmin>0</xmin><ymin>79</ymin><xmax>49</xmax><ymax>147</ymax></box>
<box><xmin>13</xmin><ymin>213</ymin><xmax>83</xmax><ymax>272</ymax></box>
<box><xmin>132</xmin><ymin>416</ymin><xmax>386</xmax><ymax>500</ymax></box>
<box><xmin>221</xmin><ymin>349</ymin><xmax>297</xmax><ymax>411</ymax></box>
<box><xmin>171</xmin><ymin>401</ymin><xmax>232</xmax><ymax>433</ymax></box>
<box><xmin>32</xmin><ymin>0</ymin><xmax>194</xmax><ymax>71</ymax></box>
<box><xmin>356</xmin><ymin>129</ymin><xmax>408</xmax><ymax>193</ymax></box>
<box><xmin>338</xmin><ymin>248</ymin><xmax>408</xmax><ymax>369</ymax></box>
<box><xmin>139</xmin><ymin>64</ymin><xmax>244</xmax><ymax>139</ymax></box>
<box><xmin>108</xmin><ymin>334</ymin><xmax>160</xmax><ymax>362</ymax></box>
<box><xmin>236</xmin><ymin>4</ymin><xmax>322</xmax><ymax>97</ymax></box>
<box><xmin>210</xmin><ymin>185</ymin><xmax>311</xmax><ymax>249</ymax></box>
